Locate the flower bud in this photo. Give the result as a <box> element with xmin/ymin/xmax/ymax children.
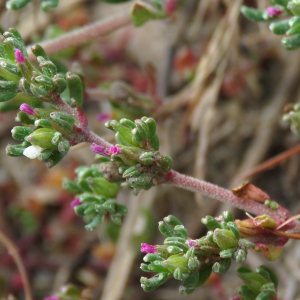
<box><xmin>57</xmin><ymin>139</ymin><xmax>70</xmax><ymax>155</ymax></box>
<box><xmin>27</xmin><ymin>128</ymin><xmax>57</xmax><ymax>149</ymax></box>
<box><xmin>162</xmin><ymin>254</ymin><xmax>189</xmax><ymax>273</ymax></box>
<box><xmin>213</xmin><ymin>229</ymin><xmax>239</xmax><ymax>250</ymax></box>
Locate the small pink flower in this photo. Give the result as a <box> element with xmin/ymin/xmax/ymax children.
<box><xmin>20</xmin><ymin>103</ymin><xmax>36</xmax><ymax>116</ymax></box>
<box><xmin>97</xmin><ymin>112</ymin><xmax>112</xmax><ymax>122</ymax></box>
<box><xmin>266</xmin><ymin>7</ymin><xmax>283</xmax><ymax>17</ymax></box>
<box><xmin>187</xmin><ymin>240</ymin><xmax>196</xmax><ymax>247</ymax></box>
<box><xmin>109</xmin><ymin>146</ymin><xmax>122</xmax><ymax>155</ymax></box>
<box><xmin>15</xmin><ymin>49</ymin><xmax>26</xmax><ymax>64</ymax></box>
<box><xmin>141</xmin><ymin>243</ymin><xmax>157</xmax><ymax>254</ymax></box>
<box><xmin>44</xmin><ymin>297</ymin><xmax>59</xmax><ymax>300</ymax></box>
<box><xmin>70</xmin><ymin>198</ymin><xmax>80</xmax><ymax>208</ymax></box>
<box><xmin>91</xmin><ymin>143</ymin><xmax>109</xmax><ymax>157</ymax></box>
<box><xmin>164</xmin><ymin>0</ymin><xmax>178</xmax><ymax>15</ymax></box>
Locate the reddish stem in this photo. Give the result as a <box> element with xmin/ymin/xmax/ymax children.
<box><xmin>164</xmin><ymin>170</ymin><xmax>290</xmax><ymax>221</ymax></box>
<box><xmin>27</xmin><ymin>12</ymin><xmax>132</xmax><ymax>60</ymax></box>
<box><xmin>50</xmin><ymin>95</ymin><xmax>113</xmax><ymax>149</ymax></box>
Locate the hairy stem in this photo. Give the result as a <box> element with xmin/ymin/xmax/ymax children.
<box><xmin>164</xmin><ymin>170</ymin><xmax>290</xmax><ymax>220</ymax></box>
<box><xmin>50</xmin><ymin>94</ymin><xmax>113</xmax><ymax>148</ymax></box>
<box><xmin>0</xmin><ymin>230</ymin><xmax>33</xmax><ymax>300</ymax></box>
<box><xmin>27</xmin><ymin>12</ymin><xmax>132</xmax><ymax>60</ymax></box>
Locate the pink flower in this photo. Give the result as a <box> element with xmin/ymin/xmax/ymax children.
<box><xmin>20</xmin><ymin>103</ymin><xmax>36</xmax><ymax>116</ymax></box>
<box><xmin>91</xmin><ymin>143</ymin><xmax>109</xmax><ymax>157</ymax></box>
<box><xmin>44</xmin><ymin>297</ymin><xmax>59</xmax><ymax>300</ymax></box>
<box><xmin>97</xmin><ymin>112</ymin><xmax>112</xmax><ymax>122</ymax></box>
<box><xmin>70</xmin><ymin>198</ymin><xmax>80</xmax><ymax>208</ymax></box>
<box><xmin>164</xmin><ymin>0</ymin><xmax>178</xmax><ymax>15</ymax></box>
<box><xmin>15</xmin><ymin>49</ymin><xmax>26</xmax><ymax>64</ymax></box>
<box><xmin>187</xmin><ymin>240</ymin><xmax>196</xmax><ymax>247</ymax></box>
<box><xmin>109</xmin><ymin>146</ymin><xmax>122</xmax><ymax>155</ymax></box>
<box><xmin>266</xmin><ymin>7</ymin><xmax>283</xmax><ymax>17</ymax></box>
<box><xmin>141</xmin><ymin>243</ymin><xmax>157</xmax><ymax>253</ymax></box>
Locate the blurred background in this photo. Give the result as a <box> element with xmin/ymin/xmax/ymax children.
<box><xmin>1</xmin><ymin>0</ymin><xmax>300</xmax><ymax>299</ymax></box>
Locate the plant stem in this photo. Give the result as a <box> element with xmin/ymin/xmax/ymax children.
<box><xmin>164</xmin><ymin>170</ymin><xmax>291</xmax><ymax>220</ymax></box>
<box><xmin>0</xmin><ymin>230</ymin><xmax>33</xmax><ymax>300</ymax></box>
<box><xmin>51</xmin><ymin>94</ymin><xmax>113</xmax><ymax>148</ymax></box>
<box><xmin>27</xmin><ymin>12</ymin><xmax>132</xmax><ymax>60</ymax></box>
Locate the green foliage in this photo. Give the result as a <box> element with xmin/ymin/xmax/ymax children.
<box><xmin>63</xmin><ymin>165</ymin><xmax>127</xmax><ymax>230</ymax></box>
<box><xmin>236</xmin><ymin>266</ymin><xmax>278</xmax><ymax>300</ymax></box>
<box><xmin>241</xmin><ymin>1</ymin><xmax>300</xmax><ymax>50</ymax></box>
<box><xmin>102</xmin><ymin>116</ymin><xmax>173</xmax><ymax>195</ymax></box>
<box><xmin>6</xmin><ymin>0</ymin><xmax>59</xmax><ymax>12</ymax></box>
<box><xmin>140</xmin><ymin>212</ymin><xmax>255</xmax><ymax>294</ymax></box>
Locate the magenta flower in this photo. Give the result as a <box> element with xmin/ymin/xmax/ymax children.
<box><xmin>164</xmin><ymin>0</ymin><xmax>178</xmax><ymax>15</ymax></box>
<box><xmin>109</xmin><ymin>146</ymin><xmax>122</xmax><ymax>155</ymax></box>
<box><xmin>15</xmin><ymin>49</ymin><xmax>26</xmax><ymax>64</ymax></box>
<box><xmin>266</xmin><ymin>7</ymin><xmax>283</xmax><ymax>17</ymax></box>
<box><xmin>141</xmin><ymin>243</ymin><xmax>157</xmax><ymax>254</ymax></box>
<box><xmin>91</xmin><ymin>143</ymin><xmax>109</xmax><ymax>157</ymax></box>
<box><xmin>44</xmin><ymin>297</ymin><xmax>59</xmax><ymax>300</ymax></box>
<box><xmin>97</xmin><ymin>112</ymin><xmax>112</xmax><ymax>122</ymax></box>
<box><xmin>20</xmin><ymin>103</ymin><xmax>36</xmax><ymax>116</ymax></box>
<box><xmin>187</xmin><ymin>240</ymin><xmax>197</xmax><ymax>247</ymax></box>
<box><xmin>70</xmin><ymin>198</ymin><xmax>80</xmax><ymax>208</ymax></box>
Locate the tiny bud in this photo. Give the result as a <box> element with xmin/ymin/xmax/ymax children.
<box><xmin>165</xmin><ymin>0</ymin><xmax>178</xmax><ymax>15</ymax></box>
<box><xmin>187</xmin><ymin>240</ymin><xmax>197</xmax><ymax>247</ymax></box>
<box><xmin>141</xmin><ymin>243</ymin><xmax>157</xmax><ymax>254</ymax></box>
<box><xmin>15</xmin><ymin>49</ymin><xmax>26</xmax><ymax>64</ymax></box>
<box><xmin>23</xmin><ymin>145</ymin><xmax>44</xmax><ymax>159</ymax></box>
<box><xmin>91</xmin><ymin>143</ymin><xmax>109</xmax><ymax>157</ymax></box>
<box><xmin>97</xmin><ymin>112</ymin><xmax>112</xmax><ymax>122</ymax></box>
<box><xmin>70</xmin><ymin>198</ymin><xmax>80</xmax><ymax>208</ymax></box>
<box><xmin>266</xmin><ymin>7</ymin><xmax>283</xmax><ymax>17</ymax></box>
<box><xmin>20</xmin><ymin>103</ymin><xmax>36</xmax><ymax>116</ymax></box>
<box><xmin>109</xmin><ymin>145</ymin><xmax>122</xmax><ymax>155</ymax></box>
<box><xmin>44</xmin><ymin>297</ymin><xmax>59</xmax><ymax>300</ymax></box>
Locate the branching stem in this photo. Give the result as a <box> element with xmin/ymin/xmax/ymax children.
<box><xmin>27</xmin><ymin>12</ymin><xmax>132</xmax><ymax>60</ymax></box>
<box><xmin>164</xmin><ymin>170</ymin><xmax>291</xmax><ymax>221</ymax></box>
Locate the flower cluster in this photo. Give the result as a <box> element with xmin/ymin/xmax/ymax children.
<box><xmin>6</xmin><ymin>0</ymin><xmax>59</xmax><ymax>12</ymax></box>
<box><xmin>241</xmin><ymin>0</ymin><xmax>300</xmax><ymax>50</ymax></box>
<box><xmin>140</xmin><ymin>212</ymin><xmax>255</xmax><ymax>295</ymax></box>
<box><xmin>94</xmin><ymin>117</ymin><xmax>173</xmax><ymax>195</ymax></box>
<box><xmin>234</xmin><ymin>265</ymin><xmax>278</xmax><ymax>300</ymax></box>
<box><xmin>7</xmin><ymin>106</ymin><xmax>77</xmax><ymax>167</ymax></box>
<box><xmin>63</xmin><ymin>163</ymin><xmax>127</xmax><ymax>230</ymax></box>
<box><xmin>1</xmin><ymin>29</ymin><xmax>89</xmax><ymax>167</ymax></box>
<box><xmin>0</xmin><ymin>28</ymin><xmax>83</xmax><ymax>105</ymax></box>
